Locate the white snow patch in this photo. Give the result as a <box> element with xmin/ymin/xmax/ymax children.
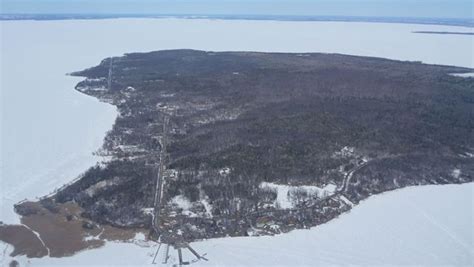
<box><xmin>393</xmin><ymin>178</ymin><xmax>400</xmax><ymax>187</ymax></box>
<box><xmin>339</xmin><ymin>195</ymin><xmax>354</xmax><ymax>207</ymax></box>
<box><xmin>85</xmin><ymin>77</ymin><xmax>106</xmax><ymax>82</ymax></box>
<box><xmin>451</xmin><ymin>169</ymin><xmax>461</xmax><ymax>179</ymax></box>
<box><xmin>84</xmin><ymin>176</ymin><xmax>121</xmax><ymax>197</ymax></box>
<box><xmin>170</xmin><ymin>195</ymin><xmax>198</xmax><ymax>217</ymax></box>
<box><xmin>182</xmin><ymin>210</ymin><xmax>198</xmax><ymax>217</ymax></box>
<box><xmin>218</xmin><ymin>167</ymin><xmax>231</xmax><ymax>175</ymax></box>
<box><xmin>160</xmin><ymin>93</ymin><xmax>175</xmax><ymax>98</ymax></box>
<box><xmin>333</xmin><ymin>146</ymin><xmax>355</xmax><ymax>158</ymax></box>
<box><xmin>83</xmin><ymin>234</ymin><xmax>100</xmax><ymax>242</ymax></box>
<box><xmin>460</xmin><ymin>151</ymin><xmax>474</xmax><ymax>158</ymax></box>
<box><xmin>116</xmin><ymin>144</ymin><xmax>146</xmax><ymax>153</ymax></box>
<box><xmin>260</xmin><ymin>182</ymin><xmax>336</xmax><ymax>209</ymax></box>
<box><xmin>164</xmin><ymin>169</ymin><xmax>178</xmax><ymax>179</ymax></box>
<box><xmin>133</xmin><ymin>232</ymin><xmax>146</xmax><ymax>241</ymax></box>
<box><xmin>131</xmin><ymin>232</ymin><xmax>152</xmax><ymax>248</ymax></box>
<box><xmin>78</xmin><ymin>86</ymin><xmax>108</xmax><ymax>92</ymax></box>
<box><xmin>450</xmin><ymin>72</ymin><xmax>474</xmax><ymax>78</ymax></box>
<box><xmin>141</xmin><ymin>207</ymin><xmax>154</xmax><ymax>215</ymax></box>
<box><xmin>201</xmin><ymin>198</ymin><xmax>213</xmax><ymax>218</ymax></box>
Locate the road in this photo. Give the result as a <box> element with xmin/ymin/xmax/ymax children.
<box><xmin>341</xmin><ymin>161</ymin><xmax>369</xmax><ymax>193</ymax></box>
<box><xmin>149</xmin><ymin>116</ymin><xmax>208</xmax><ymax>264</ymax></box>
<box><xmin>107</xmin><ymin>57</ymin><xmax>113</xmax><ymax>90</ymax></box>
<box><xmin>152</xmin><ymin>116</ymin><xmax>169</xmax><ymax>234</ymax></box>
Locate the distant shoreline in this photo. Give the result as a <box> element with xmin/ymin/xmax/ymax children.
<box><xmin>413</xmin><ymin>31</ymin><xmax>474</xmax><ymax>35</ymax></box>
<box><xmin>1</xmin><ymin>14</ymin><xmax>473</xmax><ymax>27</ymax></box>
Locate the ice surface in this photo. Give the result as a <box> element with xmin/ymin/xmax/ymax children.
<box><xmin>1</xmin><ymin>18</ymin><xmax>473</xmax><ymax>265</ymax></box>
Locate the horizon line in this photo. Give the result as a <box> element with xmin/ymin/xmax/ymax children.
<box><xmin>1</xmin><ymin>13</ymin><xmax>473</xmax><ymax>19</ymax></box>
<box><xmin>1</xmin><ymin>14</ymin><xmax>472</xmax><ymax>28</ymax></box>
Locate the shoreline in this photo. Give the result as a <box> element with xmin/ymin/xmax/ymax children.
<box><xmin>2</xmin><ymin>182</ymin><xmax>472</xmax><ymax>265</ymax></box>
<box><xmin>0</xmin><ymin>74</ymin><xmax>118</xmax><ymax>226</ymax></box>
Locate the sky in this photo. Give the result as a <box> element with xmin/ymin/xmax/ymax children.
<box><xmin>0</xmin><ymin>0</ymin><xmax>473</xmax><ymax>19</ymax></box>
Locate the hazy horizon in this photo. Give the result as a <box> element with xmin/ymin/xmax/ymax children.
<box><xmin>1</xmin><ymin>0</ymin><xmax>472</xmax><ymax>19</ymax></box>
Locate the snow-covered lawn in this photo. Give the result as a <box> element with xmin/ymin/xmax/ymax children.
<box><xmin>260</xmin><ymin>182</ymin><xmax>336</xmax><ymax>209</ymax></box>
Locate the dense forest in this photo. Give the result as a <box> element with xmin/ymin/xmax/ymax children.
<box><xmin>17</xmin><ymin>50</ymin><xmax>474</xmax><ymax>242</ymax></box>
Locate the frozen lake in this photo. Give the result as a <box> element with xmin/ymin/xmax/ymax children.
<box><xmin>1</xmin><ymin>18</ymin><xmax>473</xmax><ymax>265</ymax></box>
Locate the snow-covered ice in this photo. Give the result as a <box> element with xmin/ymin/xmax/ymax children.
<box><xmin>1</xmin><ymin>18</ymin><xmax>473</xmax><ymax>265</ymax></box>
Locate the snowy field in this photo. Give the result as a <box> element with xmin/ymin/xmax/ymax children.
<box><xmin>1</xmin><ymin>18</ymin><xmax>473</xmax><ymax>266</ymax></box>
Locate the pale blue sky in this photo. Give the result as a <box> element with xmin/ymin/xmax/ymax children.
<box><xmin>0</xmin><ymin>0</ymin><xmax>472</xmax><ymax>18</ymax></box>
